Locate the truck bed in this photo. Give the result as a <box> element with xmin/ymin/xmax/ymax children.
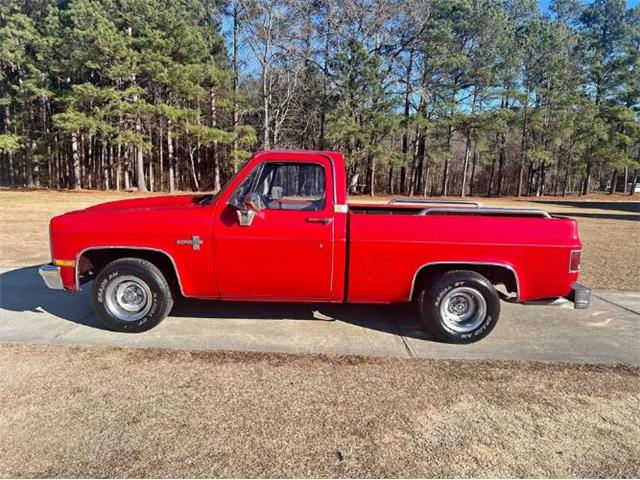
<box><xmin>345</xmin><ymin>200</ymin><xmax>580</xmax><ymax>304</ymax></box>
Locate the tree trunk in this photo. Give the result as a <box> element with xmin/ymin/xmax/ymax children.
<box><xmin>369</xmin><ymin>156</ymin><xmax>375</xmax><ymax>196</ymax></box>
<box><xmin>562</xmin><ymin>168</ymin><xmax>569</xmax><ymax>196</ymax></box>
<box><xmin>116</xmin><ymin>143</ymin><xmax>122</xmax><ymax>191</ymax></box>
<box><xmin>400</xmin><ymin>51</ymin><xmax>414</xmax><ymax>194</ymax></box>
<box><xmin>517</xmin><ymin>90</ymin><xmax>529</xmax><ymax>196</ymax></box>
<box><xmin>553</xmin><ymin>152</ymin><xmax>562</xmax><ymax>196</ymax></box>
<box><xmin>441</xmin><ymin>125</ymin><xmax>452</xmax><ymax>196</ymax></box>
<box><xmin>488</xmin><ymin>156</ymin><xmax>497</xmax><ymax>196</ymax></box>
<box><xmin>537</xmin><ymin>163</ymin><xmax>546</xmax><ymax>196</ymax></box>
<box><xmin>422</xmin><ymin>153</ymin><xmax>431</xmax><ymax>197</ymax></box>
<box><xmin>136</xmin><ymin>144</ymin><xmax>147</xmax><ymax>192</ymax></box>
<box><xmin>103</xmin><ymin>143</ymin><xmax>109</xmax><ymax>190</ymax></box>
<box><xmin>610</xmin><ymin>169</ymin><xmax>618</xmax><ymax>194</ymax></box>
<box><xmin>71</xmin><ymin>132</ymin><xmax>81</xmax><ymax>189</ymax></box>
<box><xmin>87</xmin><ymin>135</ymin><xmax>93</xmax><ymax>189</ymax></box>
<box><xmin>24</xmin><ymin>108</ymin><xmax>34</xmax><ymax>187</ymax></box>
<box><xmin>496</xmin><ymin>132</ymin><xmax>507</xmax><ymax>196</ymax></box>
<box><xmin>469</xmin><ymin>144</ymin><xmax>478</xmax><ymax>197</ymax></box>
<box><xmin>231</xmin><ymin>1</ymin><xmax>240</xmax><ymax>170</ymax></box>
<box><xmin>209</xmin><ymin>86</ymin><xmax>221</xmax><ymax>191</ymax></box>
<box><xmin>319</xmin><ymin>7</ymin><xmax>330</xmax><ymax>150</ymax></box>
<box><xmin>149</xmin><ymin>160</ymin><xmax>154</xmax><ymax>192</ymax></box>
<box><xmin>411</xmin><ymin>129</ymin><xmax>426</xmax><ymax>196</ymax></box>
<box><xmin>3</xmin><ymin>104</ymin><xmax>15</xmax><ymax>186</ymax></box>
<box><xmin>158</xmin><ymin>123</ymin><xmax>164</xmax><ymax>191</ymax></box>
<box><xmin>460</xmin><ymin>136</ymin><xmax>472</xmax><ymax>197</ymax></box>
<box><xmin>7</xmin><ymin>151</ymin><xmax>15</xmax><ymax>187</ymax></box>
<box><xmin>622</xmin><ymin>167</ymin><xmax>628</xmax><ymax>193</ymax></box>
<box><xmin>189</xmin><ymin>148</ymin><xmax>200</xmax><ymax>190</ymax></box>
<box><xmin>64</xmin><ymin>141</ymin><xmax>70</xmax><ymax>188</ymax></box>
<box><xmin>629</xmin><ymin>168</ymin><xmax>638</xmax><ymax>196</ymax></box>
<box><xmin>582</xmin><ymin>162</ymin><xmax>592</xmax><ymax>195</ymax></box>
<box><xmin>441</xmin><ymin>158</ymin><xmax>449</xmax><ymax>196</ymax></box>
<box><xmin>167</xmin><ymin>121</ymin><xmax>175</xmax><ymax>193</ymax></box>
<box><xmin>262</xmin><ymin>62</ymin><xmax>270</xmax><ymax>149</ymax></box>
<box><xmin>461</xmin><ymin>89</ymin><xmax>478</xmax><ymax>197</ymax></box>
<box><xmin>26</xmin><ymin>138</ymin><xmax>37</xmax><ymax>188</ymax></box>
<box><xmin>496</xmin><ymin>87</ymin><xmax>510</xmax><ymax>197</ymax></box>
<box><xmin>124</xmin><ymin>147</ymin><xmax>131</xmax><ymax>190</ymax></box>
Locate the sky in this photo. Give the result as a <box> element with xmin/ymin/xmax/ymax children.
<box><xmin>539</xmin><ymin>0</ymin><xmax>639</xmax><ymax>8</ymax></box>
<box><xmin>222</xmin><ymin>0</ymin><xmax>640</xmax><ymax>47</ymax></box>
<box><xmin>221</xmin><ymin>0</ymin><xmax>640</xmax><ymax>78</ymax></box>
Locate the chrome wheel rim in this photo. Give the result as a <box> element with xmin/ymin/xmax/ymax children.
<box><xmin>440</xmin><ymin>286</ymin><xmax>487</xmax><ymax>333</ymax></box>
<box><xmin>105</xmin><ymin>275</ymin><xmax>152</xmax><ymax>322</ymax></box>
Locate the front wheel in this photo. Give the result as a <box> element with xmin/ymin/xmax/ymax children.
<box><xmin>92</xmin><ymin>258</ymin><xmax>174</xmax><ymax>333</ymax></box>
<box><xmin>418</xmin><ymin>270</ymin><xmax>500</xmax><ymax>344</ymax></box>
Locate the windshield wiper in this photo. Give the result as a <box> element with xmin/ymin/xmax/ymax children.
<box><xmin>194</xmin><ymin>194</ymin><xmax>216</xmax><ymax>206</ymax></box>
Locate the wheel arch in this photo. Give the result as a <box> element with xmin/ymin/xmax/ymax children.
<box><xmin>409</xmin><ymin>261</ymin><xmax>520</xmax><ymax>302</ymax></box>
<box><xmin>75</xmin><ymin>246</ymin><xmax>184</xmax><ymax>295</ymax></box>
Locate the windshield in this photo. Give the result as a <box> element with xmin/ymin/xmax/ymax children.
<box><xmin>196</xmin><ymin>159</ymin><xmax>251</xmax><ymax>206</ymax></box>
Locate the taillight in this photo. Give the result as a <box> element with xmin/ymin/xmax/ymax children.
<box><xmin>569</xmin><ymin>250</ymin><xmax>581</xmax><ymax>272</ymax></box>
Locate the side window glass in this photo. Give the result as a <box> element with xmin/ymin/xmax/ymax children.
<box><xmin>260</xmin><ymin>163</ymin><xmax>326</xmax><ymax>211</ymax></box>
<box><xmin>229</xmin><ymin>165</ymin><xmax>261</xmax><ymax>207</ymax></box>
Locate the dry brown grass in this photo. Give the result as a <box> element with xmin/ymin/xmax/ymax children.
<box><xmin>0</xmin><ymin>189</ymin><xmax>638</xmax><ymax>290</ymax></box>
<box><xmin>0</xmin><ymin>189</ymin><xmax>163</xmax><ymax>267</ymax></box>
<box><xmin>0</xmin><ymin>343</ymin><xmax>638</xmax><ymax>478</ymax></box>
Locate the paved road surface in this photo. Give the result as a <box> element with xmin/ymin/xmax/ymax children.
<box><xmin>0</xmin><ymin>266</ymin><xmax>638</xmax><ymax>364</ymax></box>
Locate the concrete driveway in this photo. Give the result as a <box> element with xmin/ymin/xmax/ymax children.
<box><xmin>0</xmin><ymin>266</ymin><xmax>638</xmax><ymax>364</ymax></box>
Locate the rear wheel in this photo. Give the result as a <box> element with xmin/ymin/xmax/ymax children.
<box><xmin>92</xmin><ymin>258</ymin><xmax>174</xmax><ymax>333</ymax></box>
<box><xmin>418</xmin><ymin>270</ymin><xmax>500</xmax><ymax>343</ymax></box>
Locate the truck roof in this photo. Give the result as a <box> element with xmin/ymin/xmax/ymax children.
<box><xmin>254</xmin><ymin>149</ymin><xmax>343</xmax><ymax>157</ymax></box>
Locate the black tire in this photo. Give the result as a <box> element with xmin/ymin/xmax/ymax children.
<box><xmin>418</xmin><ymin>270</ymin><xmax>500</xmax><ymax>344</ymax></box>
<box><xmin>92</xmin><ymin>257</ymin><xmax>174</xmax><ymax>333</ymax></box>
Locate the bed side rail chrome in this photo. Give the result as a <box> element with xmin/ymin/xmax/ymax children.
<box><xmin>388</xmin><ymin>197</ymin><xmax>483</xmax><ymax>207</ymax></box>
<box><xmin>416</xmin><ymin>206</ymin><xmax>552</xmax><ymax>218</ymax></box>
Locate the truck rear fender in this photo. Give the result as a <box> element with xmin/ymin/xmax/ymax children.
<box><xmin>409</xmin><ymin>262</ymin><xmax>520</xmax><ymax>302</ymax></box>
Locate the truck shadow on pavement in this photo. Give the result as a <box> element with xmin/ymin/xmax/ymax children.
<box><xmin>0</xmin><ymin>266</ymin><xmax>104</xmax><ymax>329</ymax></box>
<box><xmin>0</xmin><ymin>266</ymin><xmax>432</xmax><ymax>341</ymax></box>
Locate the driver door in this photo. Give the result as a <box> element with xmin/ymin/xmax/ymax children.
<box><xmin>213</xmin><ymin>156</ymin><xmax>335</xmax><ymax>301</ymax></box>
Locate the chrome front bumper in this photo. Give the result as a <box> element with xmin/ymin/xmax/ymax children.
<box><xmin>39</xmin><ymin>263</ymin><xmax>64</xmax><ymax>290</ymax></box>
<box><xmin>565</xmin><ymin>282</ymin><xmax>591</xmax><ymax>309</ymax></box>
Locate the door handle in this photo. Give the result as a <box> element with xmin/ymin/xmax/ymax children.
<box><xmin>306</xmin><ymin>217</ymin><xmax>333</xmax><ymax>225</ymax></box>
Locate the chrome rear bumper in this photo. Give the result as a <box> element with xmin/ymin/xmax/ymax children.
<box><xmin>565</xmin><ymin>282</ymin><xmax>591</xmax><ymax>309</ymax></box>
<box><xmin>39</xmin><ymin>263</ymin><xmax>64</xmax><ymax>290</ymax></box>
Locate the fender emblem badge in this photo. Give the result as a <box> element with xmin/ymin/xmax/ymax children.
<box><xmin>176</xmin><ymin>235</ymin><xmax>204</xmax><ymax>251</ymax></box>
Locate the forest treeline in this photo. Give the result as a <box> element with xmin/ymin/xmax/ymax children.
<box><xmin>1</xmin><ymin>0</ymin><xmax>639</xmax><ymax>196</ymax></box>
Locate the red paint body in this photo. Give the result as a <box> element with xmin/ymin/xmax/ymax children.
<box><xmin>49</xmin><ymin>150</ymin><xmax>582</xmax><ymax>303</ymax></box>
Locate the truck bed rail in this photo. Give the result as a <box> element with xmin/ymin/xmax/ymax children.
<box><xmin>388</xmin><ymin>197</ymin><xmax>483</xmax><ymax>207</ymax></box>
<box><xmin>416</xmin><ymin>206</ymin><xmax>552</xmax><ymax>218</ymax></box>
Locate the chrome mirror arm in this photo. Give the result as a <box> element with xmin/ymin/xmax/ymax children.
<box><xmin>236</xmin><ymin>208</ymin><xmax>256</xmax><ymax>227</ymax></box>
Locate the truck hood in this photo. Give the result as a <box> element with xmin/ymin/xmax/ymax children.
<box><xmin>48</xmin><ymin>193</ymin><xmax>216</xmax><ymax>262</ymax></box>
<box><xmin>81</xmin><ymin>194</ymin><xmax>203</xmax><ymax>213</ymax></box>
<box><xmin>50</xmin><ymin>193</ymin><xmax>215</xmax><ymax>240</ymax></box>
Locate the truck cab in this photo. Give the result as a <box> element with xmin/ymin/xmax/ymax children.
<box><xmin>211</xmin><ymin>150</ymin><xmax>349</xmax><ymax>302</ymax></box>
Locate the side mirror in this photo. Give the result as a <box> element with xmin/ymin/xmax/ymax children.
<box><xmin>236</xmin><ymin>209</ymin><xmax>256</xmax><ymax>227</ymax></box>
<box><xmin>229</xmin><ymin>192</ymin><xmax>262</xmax><ymax>227</ymax></box>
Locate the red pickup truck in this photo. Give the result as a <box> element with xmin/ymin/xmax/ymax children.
<box><xmin>40</xmin><ymin>150</ymin><xmax>590</xmax><ymax>343</ymax></box>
